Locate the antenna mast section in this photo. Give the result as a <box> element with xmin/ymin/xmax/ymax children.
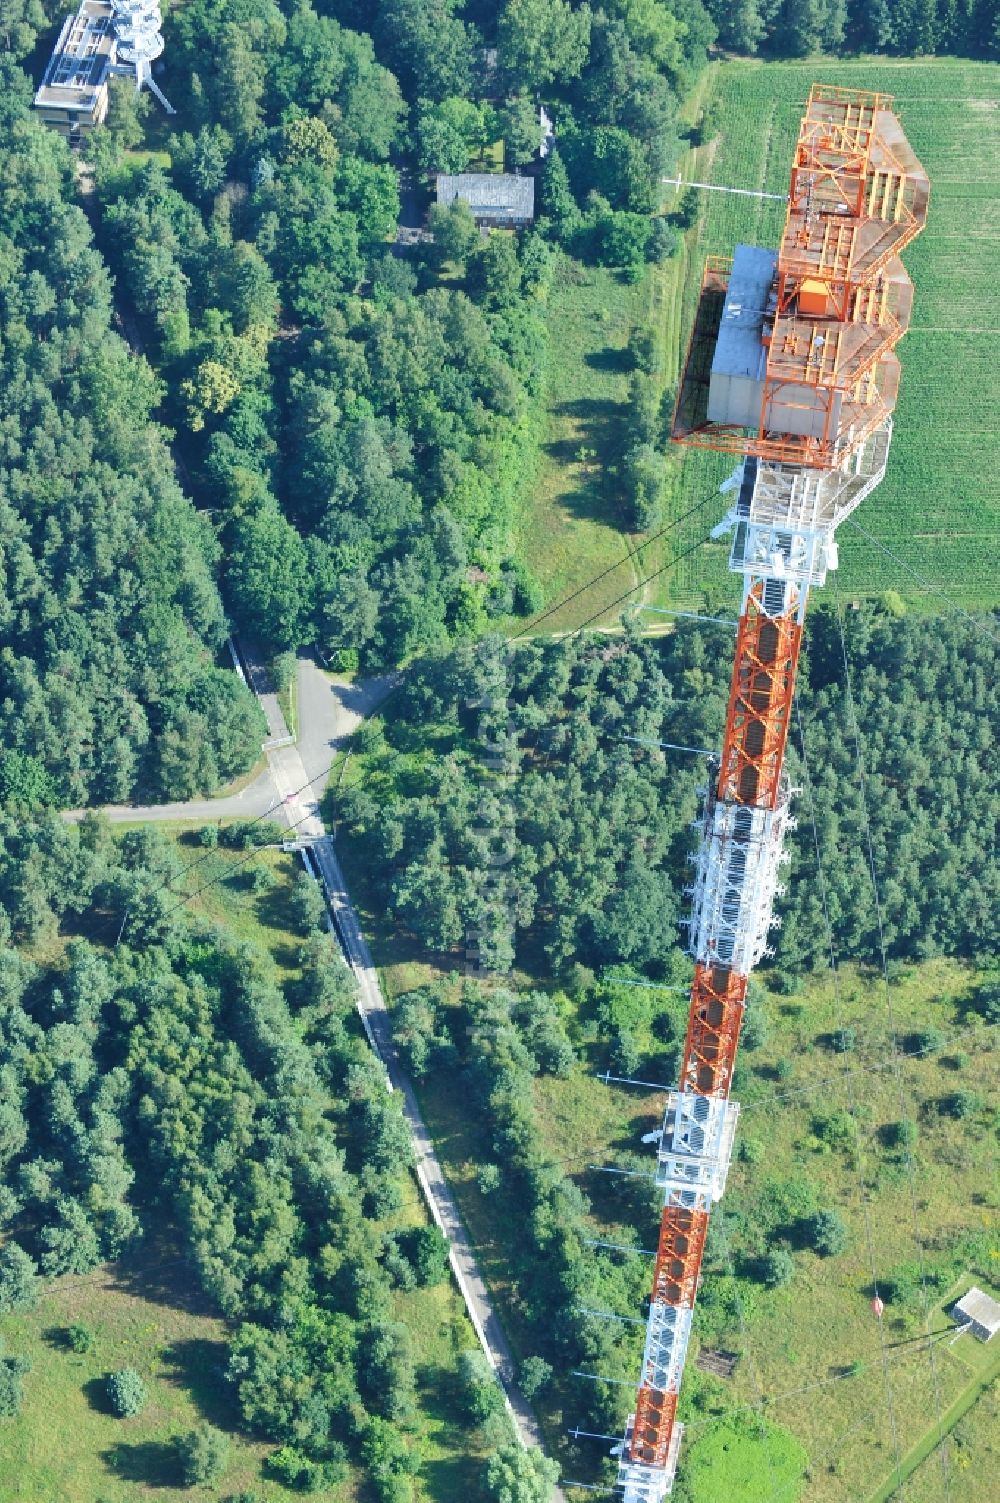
<box><xmin>612</xmin><ymin>84</ymin><xmax>929</xmax><ymax>1502</ymax></box>
<box><xmin>111</xmin><ymin>0</ymin><xmax>174</xmax><ymax>113</ymax></box>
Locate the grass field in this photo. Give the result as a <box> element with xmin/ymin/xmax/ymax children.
<box><xmin>0</xmin><ymin>829</ymin><xmax>482</xmax><ymax>1503</ymax></box>
<box><xmin>524</xmin><ymin>57</ymin><xmax>1000</xmax><ymax>628</ymax></box>
<box><xmin>365</xmin><ymin>943</ymin><xmax>999</xmax><ymax>1500</ymax></box>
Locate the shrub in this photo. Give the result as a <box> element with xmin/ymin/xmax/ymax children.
<box><xmin>67</xmin><ymin>1323</ymin><xmax>94</xmax><ymax>1354</ymax></box>
<box><xmin>459</xmin><ymin>1348</ymin><xmax>505</xmax><ymax>1424</ymax></box>
<box><xmin>944</xmin><ymin>1089</ymin><xmax>982</xmax><ymax>1119</ymax></box>
<box><xmin>477</xmin><ymin>1163</ymin><xmax>502</xmax><ymax>1195</ymax></box>
<box><xmin>246</xmin><ymin>863</ymin><xmax>275</xmax><ymax>894</ymax></box>
<box><xmin>271</xmin><ymin>650</ymin><xmax>297</xmax><ymax>693</ymax></box>
<box><xmin>807</xmin><ymin>1210</ymin><xmax>849</xmax><ymax>1258</ymax></box>
<box><xmin>483</xmin><ymin>1444</ymin><xmax>559</xmax><ymax>1503</ymax></box>
<box><xmin>177</xmin><ymin>1424</ymin><xmax>230</xmax><ymax>1486</ymax></box>
<box><xmin>913</xmin><ymin>1027</ymin><xmax>946</xmax><ymax>1058</ymax></box>
<box><xmin>738</xmin><ymin>1137</ymin><xmax>765</xmax><ymax>1167</ymax></box>
<box><xmin>892</xmin><ymin>1119</ymin><xmax>918</xmax><ymax>1150</ymax></box>
<box><xmin>761</xmin><ymin>1248</ymin><xmax>795</xmax><ymax>1289</ymax></box>
<box><xmin>106</xmin><ymin>1367</ymin><xmax>147</xmax><ymax>1417</ymax></box>
<box><xmin>811</xmin><ymin>1109</ymin><xmax>857</xmax><ymax>1154</ymax></box>
<box><xmin>971</xmin><ymin>977</ymin><xmax>1000</xmax><ymax>1024</ymax></box>
<box><xmin>519</xmin><ymin>1355</ymin><xmax>553</xmax><ymax>1399</ymax></box>
<box><xmin>832</xmin><ymin>1027</ymin><xmax>856</xmax><ymax>1053</ymax></box>
<box><xmin>410</xmin><ymin>1226</ymin><xmax>449</xmax><ymax>1287</ymax></box>
<box><xmin>219</xmin><ymin>819</ymin><xmax>284</xmax><ymax>850</ymax></box>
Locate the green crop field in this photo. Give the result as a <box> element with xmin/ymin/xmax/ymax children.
<box><xmin>663</xmin><ymin>57</ymin><xmax>1000</xmax><ymax>614</ymax></box>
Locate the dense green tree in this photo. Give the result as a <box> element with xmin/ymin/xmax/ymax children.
<box><xmin>808</xmin><ymin>1209</ymin><xmax>849</xmax><ymax>1257</ymax></box>
<box><xmin>177</xmin><ymin>1424</ymin><xmax>231</xmax><ymax>1486</ymax></box>
<box><xmin>107</xmin><ymin>1368</ymin><xmax>148</xmax><ymax>1417</ymax></box>
<box><xmin>376</xmin><ymin>0</ymin><xmax>475</xmax><ymax>101</ymax></box>
<box><xmin>483</xmin><ymin>1443</ymin><xmax>560</xmax><ymax>1503</ymax></box>
<box><xmin>498</xmin><ymin>0</ymin><xmax>593</xmax><ymax>91</ymax></box>
<box><xmin>226</xmin><ymin>504</ymin><xmax>312</xmax><ymax>649</ymax></box>
<box><xmin>0</xmin><ymin>1242</ymin><xmax>38</xmax><ymax>1312</ymax></box>
<box><xmin>0</xmin><ymin>1341</ymin><xmax>30</xmax><ymax>1418</ymax></box>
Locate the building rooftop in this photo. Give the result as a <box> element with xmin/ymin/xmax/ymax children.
<box><xmin>436</xmin><ymin>173</ymin><xmax>535</xmax><ymax>222</ymax></box>
<box><xmin>954</xmin><ymin>1287</ymin><xmax>1000</xmax><ymax>1336</ymax></box>
<box><xmin>34</xmin><ymin>0</ymin><xmax>115</xmax><ymax>114</ymax></box>
<box><xmin>710</xmin><ymin>244</ymin><xmax>775</xmax><ymax>383</ymax></box>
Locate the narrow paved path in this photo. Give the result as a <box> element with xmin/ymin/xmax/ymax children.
<box><xmin>313</xmin><ymin>834</ymin><xmax>551</xmax><ymax>1454</ymax></box>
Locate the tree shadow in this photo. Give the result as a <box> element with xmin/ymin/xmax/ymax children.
<box><xmin>161</xmin><ymin>1338</ymin><xmax>240</xmax><ymax>1429</ymax></box>
<box><xmin>100</xmin><ymin>1439</ymin><xmax>178</xmax><ymax>1487</ymax></box>
<box><xmin>111</xmin><ymin>1242</ymin><xmax>217</xmax><ymax>1319</ymax></box>
<box><xmin>42</xmin><ymin>1325</ymin><xmax>73</xmax><ymax>1351</ymax></box>
<box><xmin>544</xmin><ymin>395</ymin><xmax>628</xmax><ymax>530</ymax></box>
<box><xmin>585</xmin><ymin>345</ymin><xmax>633</xmax><ymax>375</ymax></box>
<box><xmin>83</xmin><ymin>1376</ymin><xmax>114</xmax><ymax>1414</ymax></box>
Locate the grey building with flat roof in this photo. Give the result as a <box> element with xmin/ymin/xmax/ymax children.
<box><xmin>953</xmin><ymin>1287</ymin><xmax>1000</xmax><ymax>1342</ymax></box>
<box><xmin>436</xmin><ymin>173</ymin><xmax>535</xmax><ymax>229</ymax></box>
<box><xmin>34</xmin><ymin>0</ymin><xmax>116</xmax><ymax>139</ymax></box>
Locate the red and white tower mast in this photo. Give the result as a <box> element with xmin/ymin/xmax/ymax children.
<box><xmin>615</xmin><ymin>86</ymin><xmax>929</xmax><ymax>1501</ymax></box>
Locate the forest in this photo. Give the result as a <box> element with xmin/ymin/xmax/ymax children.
<box><xmin>0</xmin><ymin>816</ymin><xmax>543</xmax><ymax>1497</ymax></box>
<box><xmin>0</xmin><ymin>79</ymin><xmax>265</xmax><ymax>808</ymax></box>
<box><xmin>337</xmin><ymin>608</ymin><xmax>999</xmax><ymax>983</ymax></box>
<box><xmin>704</xmin><ymin>0</ymin><xmax>1000</xmax><ymax>58</ymax></box>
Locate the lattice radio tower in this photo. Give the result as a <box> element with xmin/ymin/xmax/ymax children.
<box><xmin>611</xmin><ymin>85</ymin><xmax>930</xmax><ymax>1501</ymax></box>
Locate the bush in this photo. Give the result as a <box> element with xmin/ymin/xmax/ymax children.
<box><xmin>410</xmin><ymin>1226</ymin><xmax>449</xmax><ymax>1287</ymax></box>
<box><xmin>106</xmin><ymin>1367</ymin><xmax>147</xmax><ymax>1417</ymax></box>
<box><xmin>671</xmin><ymin>189</ymin><xmax>699</xmax><ymax>228</ymax></box>
<box><xmin>289</xmin><ymin>870</ymin><xmax>328</xmax><ymax>932</ymax></box>
<box><xmin>477</xmin><ymin>1163</ymin><xmax>502</xmax><ymax>1195</ymax></box>
<box><xmin>811</xmin><ymin>1109</ymin><xmax>857</xmax><ymax>1154</ymax></box>
<box><xmin>912</xmin><ymin>1027</ymin><xmax>946</xmax><ymax>1058</ymax></box>
<box><xmin>647</xmin><ymin>218</ymin><xmax>679</xmax><ymax>263</ymax></box>
<box><xmin>267</xmin><ymin>1446</ymin><xmax>347</xmax><ymax>1492</ymax></box>
<box><xmin>807</xmin><ymin>1209</ymin><xmax>849</xmax><ymax>1258</ymax></box>
<box><xmin>483</xmin><ymin>1444</ymin><xmax>559</xmax><ymax>1503</ymax></box>
<box><xmin>970</xmin><ymin>977</ymin><xmax>1000</xmax><ymax>1024</ymax></box>
<box><xmin>67</xmin><ymin>1323</ymin><xmax>94</xmax><ymax>1354</ymax></box>
<box><xmin>831</xmin><ymin>1027</ymin><xmax>856</xmax><ymax>1053</ymax></box>
<box><xmin>177</xmin><ymin>1424</ymin><xmax>230</xmax><ymax>1486</ymax></box>
<box><xmin>627</xmin><ymin>327</ymin><xmax>660</xmax><ymax>374</ymax></box>
<box><xmin>891</xmin><ymin>1119</ymin><xmax>918</xmax><ymax>1150</ymax></box>
<box><xmin>271</xmin><ymin>650</ymin><xmax>297</xmax><ymax>693</ymax></box>
<box><xmin>219</xmin><ymin>819</ymin><xmax>284</xmax><ymax>850</ymax></box>
<box><xmin>738</xmin><ymin>1137</ymin><xmax>764</xmax><ymax>1167</ymax></box>
<box><xmin>519</xmin><ymin>1354</ymin><xmax>553</xmax><ymax>1400</ymax></box>
<box><xmin>761</xmin><ymin>1248</ymin><xmax>795</xmax><ymax>1288</ymax></box>
<box><xmin>458</xmin><ymin>1348</ymin><xmax>505</xmax><ymax>1424</ymax></box>
<box><xmin>943</xmin><ymin>1089</ymin><xmax>982</xmax><ymax>1119</ymax></box>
